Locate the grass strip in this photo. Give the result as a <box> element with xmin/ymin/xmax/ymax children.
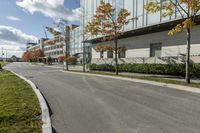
<box><xmin>0</xmin><ymin>61</ymin><xmax>8</xmax><ymax>69</ymax></box>
<box><xmin>0</xmin><ymin>70</ymin><xmax>41</xmax><ymax>133</ymax></box>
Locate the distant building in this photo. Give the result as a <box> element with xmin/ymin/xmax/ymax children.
<box><xmin>10</xmin><ymin>55</ymin><xmax>22</xmax><ymax>62</ymax></box>
<box><xmin>27</xmin><ymin>38</ymin><xmax>48</xmax><ymax>52</ymax></box>
<box><xmin>26</xmin><ymin>42</ymin><xmax>38</xmax><ymax>51</ymax></box>
<box><xmin>10</xmin><ymin>55</ymin><xmax>18</xmax><ymax>62</ymax></box>
<box><xmin>26</xmin><ymin>25</ymin><xmax>91</xmax><ymax>63</ymax></box>
<box><xmin>68</xmin><ymin>25</ymin><xmax>91</xmax><ymax>64</ymax></box>
<box><xmin>44</xmin><ymin>34</ymin><xmax>64</xmax><ymax>62</ymax></box>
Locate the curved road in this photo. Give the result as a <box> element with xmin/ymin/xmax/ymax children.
<box><xmin>5</xmin><ymin>63</ymin><xmax>200</xmax><ymax>133</ymax></box>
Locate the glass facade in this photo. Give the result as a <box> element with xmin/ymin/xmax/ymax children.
<box><xmin>70</xmin><ymin>27</ymin><xmax>83</xmax><ymax>55</ymax></box>
<box><xmin>81</xmin><ymin>0</ymin><xmax>182</xmax><ymax>33</ymax></box>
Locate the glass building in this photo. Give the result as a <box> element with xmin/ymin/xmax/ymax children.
<box><xmin>81</xmin><ymin>0</ymin><xmax>183</xmax><ymax>33</ymax></box>
<box><xmin>68</xmin><ymin>25</ymin><xmax>91</xmax><ymax>64</ymax></box>
<box><xmin>81</xmin><ymin>0</ymin><xmax>200</xmax><ymax>64</ymax></box>
<box><xmin>70</xmin><ymin>27</ymin><xmax>83</xmax><ymax>55</ymax></box>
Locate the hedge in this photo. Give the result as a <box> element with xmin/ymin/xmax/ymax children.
<box><xmin>90</xmin><ymin>63</ymin><xmax>200</xmax><ymax>78</ymax></box>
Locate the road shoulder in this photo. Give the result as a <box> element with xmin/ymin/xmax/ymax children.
<box><xmin>62</xmin><ymin>70</ymin><xmax>200</xmax><ymax>94</ymax></box>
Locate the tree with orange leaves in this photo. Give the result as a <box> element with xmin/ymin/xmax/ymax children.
<box><xmin>58</xmin><ymin>55</ymin><xmax>66</xmax><ymax>62</ymax></box>
<box><xmin>57</xmin><ymin>55</ymin><xmax>77</xmax><ymax>64</ymax></box>
<box><xmin>145</xmin><ymin>0</ymin><xmax>200</xmax><ymax>84</ymax></box>
<box><xmin>22</xmin><ymin>51</ymin><xmax>31</xmax><ymax>62</ymax></box>
<box><xmin>22</xmin><ymin>49</ymin><xmax>44</xmax><ymax>62</ymax></box>
<box><xmin>85</xmin><ymin>0</ymin><xmax>130</xmax><ymax>75</ymax></box>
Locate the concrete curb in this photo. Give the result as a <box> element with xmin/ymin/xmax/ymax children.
<box><xmin>62</xmin><ymin>70</ymin><xmax>200</xmax><ymax>94</ymax></box>
<box><xmin>10</xmin><ymin>71</ymin><xmax>52</xmax><ymax>133</ymax></box>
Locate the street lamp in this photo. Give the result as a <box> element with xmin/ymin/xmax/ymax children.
<box><xmin>64</xmin><ymin>26</ymin><xmax>70</xmax><ymax>71</ymax></box>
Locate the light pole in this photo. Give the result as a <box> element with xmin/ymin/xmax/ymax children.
<box><xmin>82</xmin><ymin>33</ymin><xmax>86</xmax><ymax>72</ymax></box>
<box><xmin>1</xmin><ymin>48</ymin><xmax>4</xmax><ymax>61</ymax></box>
<box><xmin>82</xmin><ymin>5</ymin><xmax>86</xmax><ymax>72</ymax></box>
<box><xmin>64</xmin><ymin>26</ymin><xmax>70</xmax><ymax>71</ymax></box>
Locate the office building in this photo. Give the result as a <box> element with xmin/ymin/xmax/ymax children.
<box><xmin>81</xmin><ymin>0</ymin><xmax>200</xmax><ymax>64</ymax></box>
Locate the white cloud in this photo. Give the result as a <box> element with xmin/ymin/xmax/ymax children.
<box><xmin>0</xmin><ymin>25</ymin><xmax>38</xmax><ymax>57</ymax></box>
<box><xmin>16</xmin><ymin>0</ymin><xmax>81</xmax><ymax>22</ymax></box>
<box><xmin>6</xmin><ymin>16</ymin><xmax>21</xmax><ymax>21</ymax></box>
<box><xmin>0</xmin><ymin>25</ymin><xmax>38</xmax><ymax>43</ymax></box>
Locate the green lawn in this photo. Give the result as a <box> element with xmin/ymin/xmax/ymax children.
<box><xmin>0</xmin><ymin>71</ymin><xmax>41</xmax><ymax>133</ymax></box>
<box><xmin>0</xmin><ymin>61</ymin><xmax>8</xmax><ymax>68</ymax></box>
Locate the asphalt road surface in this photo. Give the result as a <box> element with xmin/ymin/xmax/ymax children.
<box><xmin>5</xmin><ymin>62</ymin><xmax>200</xmax><ymax>133</ymax></box>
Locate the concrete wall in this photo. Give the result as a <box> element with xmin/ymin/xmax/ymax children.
<box><xmin>91</xmin><ymin>25</ymin><xmax>200</xmax><ymax>62</ymax></box>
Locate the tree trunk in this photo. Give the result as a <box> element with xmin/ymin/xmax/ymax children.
<box><xmin>186</xmin><ymin>28</ymin><xmax>191</xmax><ymax>84</ymax></box>
<box><xmin>114</xmin><ymin>38</ymin><xmax>118</xmax><ymax>75</ymax></box>
<box><xmin>65</xmin><ymin>52</ymin><xmax>69</xmax><ymax>71</ymax></box>
<box><xmin>83</xmin><ymin>42</ymin><xmax>86</xmax><ymax>72</ymax></box>
<box><xmin>65</xmin><ymin>58</ymin><xmax>69</xmax><ymax>71</ymax></box>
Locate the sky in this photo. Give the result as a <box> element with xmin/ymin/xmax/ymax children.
<box><xmin>0</xmin><ymin>0</ymin><xmax>80</xmax><ymax>58</ymax></box>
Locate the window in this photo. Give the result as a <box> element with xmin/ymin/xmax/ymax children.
<box><xmin>118</xmin><ymin>51</ymin><xmax>126</xmax><ymax>58</ymax></box>
<box><xmin>100</xmin><ymin>51</ymin><xmax>104</xmax><ymax>58</ymax></box>
<box><xmin>150</xmin><ymin>43</ymin><xmax>162</xmax><ymax>57</ymax></box>
<box><xmin>107</xmin><ymin>51</ymin><xmax>113</xmax><ymax>58</ymax></box>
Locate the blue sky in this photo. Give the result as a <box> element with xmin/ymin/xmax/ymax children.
<box><xmin>0</xmin><ymin>0</ymin><xmax>80</xmax><ymax>58</ymax></box>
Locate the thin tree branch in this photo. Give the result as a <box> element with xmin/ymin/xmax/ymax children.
<box><xmin>169</xmin><ymin>0</ymin><xmax>184</xmax><ymax>18</ymax></box>
<box><xmin>174</xmin><ymin>0</ymin><xmax>188</xmax><ymax>16</ymax></box>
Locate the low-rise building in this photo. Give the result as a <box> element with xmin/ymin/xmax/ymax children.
<box><xmin>26</xmin><ymin>25</ymin><xmax>91</xmax><ymax>64</ymax></box>
<box><xmin>44</xmin><ymin>34</ymin><xmax>64</xmax><ymax>62</ymax></box>
<box><xmin>27</xmin><ymin>38</ymin><xmax>48</xmax><ymax>51</ymax></box>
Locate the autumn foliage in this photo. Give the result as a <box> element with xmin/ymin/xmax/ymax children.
<box><xmin>144</xmin><ymin>0</ymin><xmax>200</xmax><ymax>35</ymax></box>
<box><xmin>45</xmin><ymin>27</ymin><xmax>64</xmax><ymax>45</ymax></box>
<box><xmin>22</xmin><ymin>51</ymin><xmax>30</xmax><ymax>62</ymax></box>
<box><xmin>145</xmin><ymin>0</ymin><xmax>200</xmax><ymax>83</ymax></box>
<box><xmin>85</xmin><ymin>0</ymin><xmax>130</xmax><ymax>41</ymax></box>
<box><xmin>57</xmin><ymin>55</ymin><xmax>77</xmax><ymax>63</ymax></box>
<box><xmin>85</xmin><ymin>0</ymin><xmax>130</xmax><ymax>75</ymax></box>
<box><xmin>57</xmin><ymin>55</ymin><xmax>65</xmax><ymax>62</ymax></box>
<box><xmin>22</xmin><ymin>49</ymin><xmax>44</xmax><ymax>62</ymax></box>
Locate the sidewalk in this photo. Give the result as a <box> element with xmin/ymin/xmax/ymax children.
<box><xmin>34</xmin><ymin>63</ymin><xmax>200</xmax><ymax>83</ymax></box>
<box><xmin>91</xmin><ymin>71</ymin><xmax>200</xmax><ymax>83</ymax></box>
<box><xmin>36</xmin><ymin>62</ymin><xmax>90</xmax><ymax>71</ymax></box>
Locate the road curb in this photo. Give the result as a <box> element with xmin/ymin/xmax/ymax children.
<box><xmin>10</xmin><ymin>71</ymin><xmax>52</xmax><ymax>133</ymax></box>
<box><xmin>62</xmin><ymin>70</ymin><xmax>200</xmax><ymax>94</ymax></box>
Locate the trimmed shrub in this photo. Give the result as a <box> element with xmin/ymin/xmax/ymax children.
<box><xmin>90</xmin><ymin>63</ymin><xmax>200</xmax><ymax>78</ymax></box>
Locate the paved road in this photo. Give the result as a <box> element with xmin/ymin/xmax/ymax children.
<box><xmin>5</xmin><ymin>62</ymin><xmax>200</xmax><ymax>133</ymax></box>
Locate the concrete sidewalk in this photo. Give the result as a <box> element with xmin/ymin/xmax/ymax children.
<box><xmin>92</xmin><ymin>71</ymin><xmax>200</xmax><ymax>83</ymax></box>
<box><xmin>35</xmin><ymin>62</ymin><xmax>200</xmax><ymax>83</ymax></box>
<box><xmin>37</xmin><ymin>62</ymin><xmax>90</xmax><ymax>71</ymax></box>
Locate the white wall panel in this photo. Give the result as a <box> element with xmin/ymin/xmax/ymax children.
<box><xmin>92</xmin><ymin>25</ymin><xmax>200</xmax><ymax>58</ymax></box>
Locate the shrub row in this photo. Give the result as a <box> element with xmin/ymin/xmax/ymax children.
<box><xmin>90</xmin><ymin>63</ymin><xmax>200</xmax><ymax>78</ymax></box>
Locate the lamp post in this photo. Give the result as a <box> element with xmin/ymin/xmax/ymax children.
<box><xmin>1</xmin><ymin>48</ymin><xmax>4</xmax><ymax>61</ymax></box>
<box><xmin>64</xmin><ymin>26</ymin><xmax>70</xmax><ymax>71</ymax></box>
